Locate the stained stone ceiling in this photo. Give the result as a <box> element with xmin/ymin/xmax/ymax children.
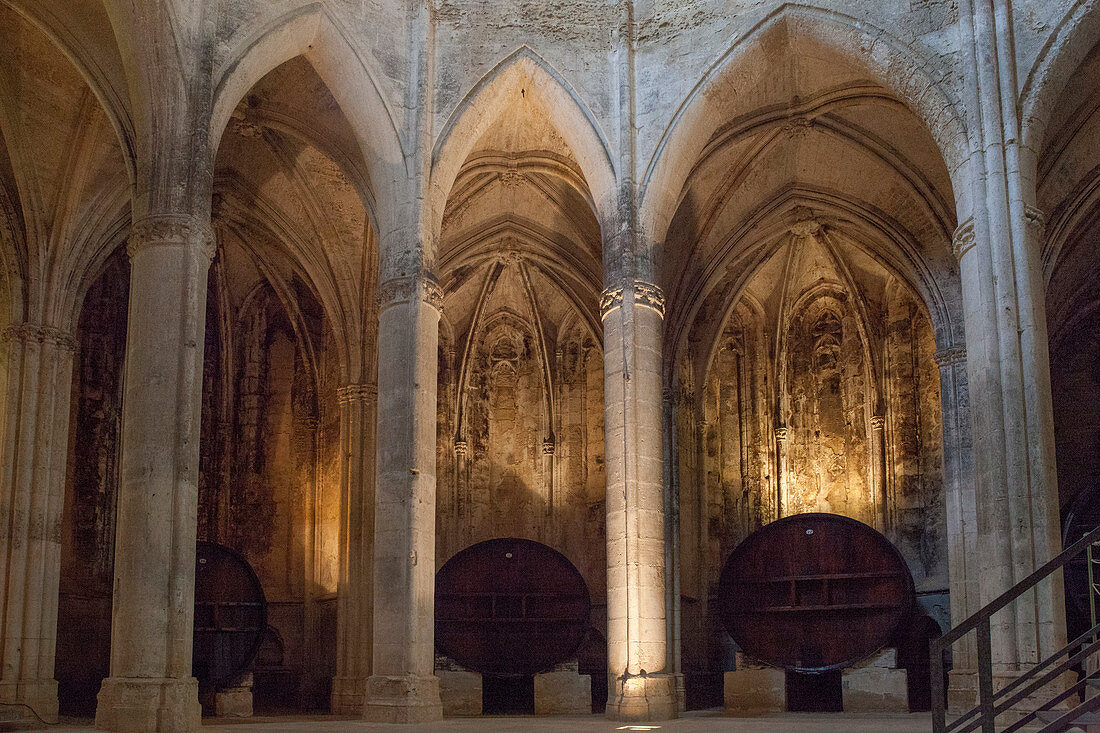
<box><xmin>214</xmin><ymin>56</ymin><xmax>372</xmax><ymax>344</ymax></box>
<box><xmin>439</xmin><ymin>89</ymin><xmax>603</xmax><ymax>349</ymax></box>
<box><xmin>661</xmin><ymin>28</ymin><xmax>959</xmax><ymax>364</ymax></box>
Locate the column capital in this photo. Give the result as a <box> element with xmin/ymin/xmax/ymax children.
<box><xmin>127</xmin><ymin>214</ymin><xmax>216</xmax><ymax>260</ymax></box>
<box><xmin>1024</xmin><ymin>205</ymin><xmax>1047</xmax><ymax>236</ymax></box>
<box><xmin>952</xmin><ymin>219</ymin><xmax>976</xmax><ymax>261</ymax></box>
<box><xmin>870</xmin><ymin>415</ymin><xmax>886</xmax><ymax>431</ymax></box>
<box><xmin>774</xmin><ymin>425</ymin><xmax>790</xmax><ymax>442</ymax></box>
<box><xmin>541</xmin><ymin>439</ymin><xmax>555</xmax><ymax>455</ymax></box>
<box><xmin>934</xmin><ymin>345</ymin><xmax>967</xmax><ymax>367</ymax></box>
<box><xmin>337</xmin><ymin>383</ymin><xmax>377</xmax><ymax>405</ymax></box>
<box><xmin>377</xmin><ymin>272</ymin><xmax>444</xmax><ymax>314</ymax></box>
<box><xmin>600</xmin><ymin>280</ymin><xmax>666</xmax><ymax>320</ymax></box>
<box><xmin>1</xmin><ymin>323</ymin><xmax>76</xmax><ymax>351</ymax></box>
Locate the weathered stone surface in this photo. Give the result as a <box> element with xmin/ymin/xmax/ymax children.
<box><xmin>437</xmin><ymin>671</ymin><xmax>482</xmax><ymax>717</ymax></box>
<box><xmin>724</xmin><ymin>668</ymin><xmax>786</xmax><ymax>714</ymax></box>
<box><xmin>534</xmin><ymin>671</ymin><xmax>591</xmax><ymax>715</ymax></box>
<box><xmin>841</xmin><ymin>651</ymin><xmax>908</xmax><ymax>713</ymax></box>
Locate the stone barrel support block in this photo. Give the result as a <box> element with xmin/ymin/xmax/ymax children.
<box><xmin>534</xmin><ymin>670</ymin><xmax>591</xmax><ymax>715</ymax></box>
<box><xmin>724</xmin><ymin>668</ymin><xmax>786</xmax><ymax>713</ymax></box>
<box><xmin>437</xmin><ymin>671</ymin><xmax>481</xmax><ymax>717</ymax></box>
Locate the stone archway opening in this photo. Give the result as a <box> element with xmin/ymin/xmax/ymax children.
<box><xmin>433</xmin><ymin>67</ymin><xmax>607</xmax><ymax>717</ymax></box>
<box><xmin>195</xmin><ymin>53</ymin><xmax>374</xmax><ymax>717</ymax></box>
<box><xmin>656</xmin><ymin>27</ymin><xmax>959</xmax><ymax>713</ymax></box>
<box><xmin>1040</xmin><ymin>36</ymin><xmax>1100</xmax><ymax>644</ymax></box>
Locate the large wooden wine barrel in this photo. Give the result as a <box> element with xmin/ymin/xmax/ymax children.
<box><xmin>192</xmin><ymin>541</ymin><xmax>267</xmax><ymax>688</ymax></box>
<box><xmin>718</xmin><ymin>513</ymin><xmax>914</xmax><ymax>672</ymax></box>
<box><xmin>435</xmin><ymin>538</ymin><xmax>590</xmax><ymax>676</ymax></box>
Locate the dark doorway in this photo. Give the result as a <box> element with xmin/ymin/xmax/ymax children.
<box><xmin>576</xmin><ymin>627</ymin><xmax>608</xmax><ymax>713</ymax></box>
<box><xmin>785</xmin><ymin>670</ymin><xmax>842</xmax><ymax>712</ymax></box>
<box><xmin>896</xmin><ymin>615</ymin><xmax>946</xmax><ymax>712</ymax></box>
<box><xmin>482</xmin><ymin>675</ymin><xmax>534</xmax><ymax>715</ymax></box>
<box><xmin>684</xmin><ymin>672</ymin><xmax>725</xmax><ymax>710</ymax></box>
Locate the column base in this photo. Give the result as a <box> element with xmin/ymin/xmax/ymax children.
<box><xmin>606</xmin><ymin>673</ymin><xmax>678</xmax><ymax>722</ymax></box>
<box><xmin>330</xmin><ymin>676</ymin><xmax>367</xmax><ymax>715</ymax></box>
<box><xmin>95</xmin><ymin>676</ymin><xmax>200</xmax><ymax>733</ymax></box>
<box><xmin>0</xmin><ymin>678</ymin><xmax>59</xmax><ymax>724</ymax></box>
<box><xmin>947</xmin><ymin>669</ymin><xmax>976</xmax><ymax>714</ymax></box>
<box><xmin>674</xmin><ymin>672</ymin><xmax>686</xmax><ymax>713</ymax></box>
<box><xmin>362</xmin><ymin>674</ymin><xmax>442</xmax><ymax>723</ymax></box>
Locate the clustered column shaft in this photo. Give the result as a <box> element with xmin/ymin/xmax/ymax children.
<box><xmin>0</xmin><ymin>324</ymin><xmax>75</xmax><ymax>723</ymax></box>
<box><xmin>331</xmin><ymin>383</ymin><xmax>377</xmax><ymax>715</ymax></box>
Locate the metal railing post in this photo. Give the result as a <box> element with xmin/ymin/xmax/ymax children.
<box><xmin>1090</xmin><ymin>542</ymin><xmax>1098</xmax><ymax>645</ymax></box>
<box><xmin>931</xmin><ymin>636</ymin><xmax>946</xmax><ymax>733</ymax></box>
<box><xmin>977</xmin><ymin>621</ymin><xmax>995</xmax><ymax>733</ymax></box>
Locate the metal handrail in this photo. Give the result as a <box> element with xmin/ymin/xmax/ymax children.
<box><xmin>931</xmin><ymin>523</ymin><xmax>1100</xmax><ymax>733</ymax></box>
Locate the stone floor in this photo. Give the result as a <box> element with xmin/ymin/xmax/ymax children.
<box><xmin>13</xmin><ymin>711</ymin><xmax>939</xmax><ymax>732</ymax></box>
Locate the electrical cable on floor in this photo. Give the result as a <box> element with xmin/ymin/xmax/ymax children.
<box><xmin>0</xmin><ymin>701</ymin><xmax>50</xmax><ymax>726</ymax></box>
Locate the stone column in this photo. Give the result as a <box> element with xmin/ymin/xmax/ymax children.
<box><xmin>661</xmin><ymin>387</ymin><xmax>685</xmax><ymax>711</ymax></box>
<box><xmin>602</xmin><ymin>280</ymin><xmax>677</xmax><ymax>721</ymax></box>
<box><xmin>869</xmin><ymin>416</ymin><xmax>888</xmax><ymax>531</ymax></box>
<box><xmin>935</xmin><ymin>345</ymin><xmax>979</xmax><ymax>709</ymax></box>
<box><xmin>0</xmin><ymin>324</ymin><xmax>76</xmax><ymax>723</ymax></box>
<box><xmin>542</xmin><ymin>439</ymin><xmax>557</xmax><ymax>512</ymax></box>
<box><xmin>94</xmin><ymin>215</ymin><xmax>214</xmax><ymax>733</ymax></box>
<box><xmin>331</xmin><ymin>383</ymin><xmax>377</xmax><ymax>715</ymax></box>
<box><xmin>774</xmin><ymin>426</ymin><xmax>790</xmax><ymax>517</ymax></box>
<box><xmin>362</xmin><ymin>273</ymin><xmax>443</xmax><ymax>724</ymax></box>
<box><xmin>956</xmin><ymin>0</ymin><xmax>1066</xmax><ymax>682</ymax></box>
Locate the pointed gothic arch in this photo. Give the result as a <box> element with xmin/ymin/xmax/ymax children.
<box><xmin>638</xmin><ymin>4</ymin><xmax>969</xmax><ymax>251</ymax></box>
<box><xmin>430</xmin><ymin>47</ymin><xmax>618</xmax><ymax>240</ymax></box>
<box><xmin>210</xmin><ymin>4</ymin><xmax>405</xmax><ymax>224</ymax></box>
<box><xmin>1021</xmin><ymin>0</ymin><xmax>1100</xmax><ymax>156</ymax></box>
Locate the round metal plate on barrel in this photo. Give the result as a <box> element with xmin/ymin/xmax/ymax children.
<box><xmin>435</xmin><ymin>538</ymin><xmax>591</xmax><ymax>676</ymax></box>
<box><xmin>718</xmin><ymin>513</ymin><xmax>914</xmax><ymax>672</ymax></box>
<box><xmin>192</xmin><ymin>541</ymin><xmax>267</xmax><ymax>688</ymax></box>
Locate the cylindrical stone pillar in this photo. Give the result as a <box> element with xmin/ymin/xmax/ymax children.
<box><xmin>0</xmin><ymin>325</ymin><xmax>76</xmax><ymax>723</ymax></box>
<box><xmin>94</xmin><ymin>215</ymin><xmax>214</xmax><ymax>733</ymax></box>
<box><xmin>331</xmin><ymin>383</ymin><xmax>377</xmax><ymax>715</ymax></box>
<box><xmin>602</xmin><ymin>280</ymin><xmax>677</xmax><ymax>721</ymax></box>
<box><xmin>362</xmin><ymin>273</ymin><xmax>443</xmax><ymax>724</ymax></box>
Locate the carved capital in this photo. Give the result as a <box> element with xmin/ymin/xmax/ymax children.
<box><xmin>336</xmin><ymin>383</ymin><xmax>377</xmax><ymax>405</ymax></box>
<box><xmin>934</xmin><ymin>345</ymin><xmax>967</xmax><ymax>367</ymax></box>
<box><xmin>600</xmin><ymin>280</ymin><xmax>666</xmax><ymax>320</ymax></box>
<box><xmin>453</xmin><ymin>439</ymin><xmax>468</xmax><ymax>457</ymax></box>
<box><xmin>542</xmin><ymin>439</ymin><xmax>555</xmax><ymax>455</ymax></box>
<box><xmin>870</xmin><ymin>415</ymin><xmax>886</xmax><ymax>431</ymax></box>
<box><xmin>952</xmin><ymin>219</ymin><xmax>976</xmax><ymax>261</ymax></box>
<box><xmin>128</xmin><ymin>214</ymin><xmax>216</xmax><ymax>260</ymax></box>
<box><xmin>1024</xmin><ymin>205</ymin><xmax>1047</xmax><ymax>236</ymax></box>
<box><xmin>774</xmin><ymin>425</ymin><xmax>789</xmax><ymax>442</ymax></box>
<box><xmin>2</xmin><ymin>323</ymin><xmax>77</xmax><ymax>351</ymax></box>
<box><xmin>377</xmin><ymin>272</ymin><xmax>444</xmax><ymax>314</ymax></box>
